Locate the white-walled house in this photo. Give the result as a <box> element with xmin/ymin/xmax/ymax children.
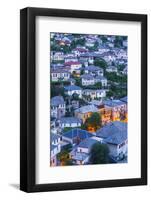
<box><xmin>106</xmin><ymin>66</ymin><xmax>118</xmax><ymax>73</ymax></box>
<box><xmin>82</xmin><ymin>89</ymin><xmax>106</xmax><ymax>100</ymax></box>
<box><xmin>51</xmin><ymin>68</ymin><xmax>70</xmax><ymax>82</ymax></box>
<box><xmin>52</xmin><ymin>52</ymin><xmax>64</xmax><ymax>61</ymax></box>
<box><xmin>95</xmin><ymin>76</ymin><xmax>108</xmax><ymax>87</ymax></box>
<box><xmin>59</xmin><ymin>117</ymin><xmax>82</xmax><ymax>128</ymax></box>
<box><xmin>96</xmin><ymin>121</ymin><xmax>127</xmax><ymax>161</ymax></box>
<box><xmin>74</xmin><ymin>105</ymin><xmax>99</xmax><ymax>123</ymax></box>
<box><xmin>70</xmin><ymin>137</ymin><xmax>102</xmax><ymax>165</ymax></box>
<box><xmin>64</xmin><ymin>85</ymin><xmax>82</xmax><ymax>98</ymax></box>
<box><xmin>84</xmin><ymin>65</ymin><xmax>104</xmax><ymax>76</ymax></box>
<box><xmin>50</xmin><ymin>134</ymin><xmax>61</xmax><ymax>166</ymax></box>
<box><xmin>64</xmin><ymin>56</ymin><xmax>78</xmax><ymax>63</ymax></box>
<box><xmin>51</xmin><ymin>96</ymin><xmax>66</xmax><ymax>119</ymax></box>
<box><xmin>65</xmin><ymin>61</ymin><xmax>82</xmax><ymax>74</ymax></box>
<box><xmin>72</xmin><ymin>47</ymin><xmax>88</xmax><ymax>56</ymax></box>
<box><xmin>81</xmin><ymin>74</ymin><xmax>95</xmax><ymax>86</ymax></box>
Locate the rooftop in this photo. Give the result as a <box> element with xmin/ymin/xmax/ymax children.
<box><xmin>75</xmin><ymin>105</ymin><xmax>98</xmax><ymax>114</ymax></box>
<box><xmin>64</xmin><ymin>85</ymin><xmax>82</xmax><ymax>91</ymax></box>
<box><xmin>103</xmin><ymin>99</ymin><xmax>126</xmax><ymax>107</ymax></box>
<box><xmin>120</xmin><ymin>96</ymin><xmax>128</xmax><ymax>103</ymax></box>
<box><xmin>63</xmin><ymin>128</ymin><xmax>93</xmax><ymax>140</ymax></box>
<box><xmin>78</xmin><ymin>138</ymin><xmax>99</xmax><ymax>149</ymax></box>
<box><xmin>51</xmin><ymin>96</ymin><xmax>65</xmax><ymax>106</ymax></box>
<box><xmin>96</xmin><ymin>121</ymin><xmax>127</xmax><ymax>145</ymax></box>
<box><xmin>85</xmin><ymin>65</ymin><xmax>103</xmax><ymax>72</ymax></box>
<box><xmin>81</xmin><ymin>74</ymin><xmax>94</xmax><ymax>80</ymax></box>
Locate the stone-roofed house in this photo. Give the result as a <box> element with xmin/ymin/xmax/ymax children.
<box><xmin>81</xmin><ymin>74</ymin><xmax>95</xmax><ymax>86</ymax></box>
<box><xmin>84</xmin><ymin>65</ymin><xmax>104</xmax><ymax>76</ymax></box>
<box><xmin>96</xmin><ymin>121</ymin><xmax>127</xmax><ymax>160</ymax></box>
<box><xmin>62</xmin><ymin>128</ymin><xmax>93</xmax><ymax>144</ymax></box>
<box><xmin>50</xmin><ymin>133</ymin><xmax>61</xmax><ymax>166</ymax></box>
<box><xmin>51</xmin><ymin>68</ymin><xmax>70</xmax><ymax>82</ymax></box>
<box><xmin>103</xmin><ymin>99</ymin><xmax>127</xmax><ymax>122</ymax></box>
<box><xmin>70</xmin><ymin>136</ymin><xmax>102</xmax><ymax>165</ymax></box>
<box><xmin>106</xmin><ymin>66</ymin><xmax>118</xmax><ymax>73</ymax></box>
<box><xmin>83</xmin><ymin>89</ymin><xmax>106</xmax><ymax>100</ymax></box>
<box><xmin>59</xmin><ymin>117</ymin><xmax>82</xmax><ymax>128</ymax></box>
<box><xmin>52</xmin><ymin>51</ymin><xmax>64</xmax><ymax>61</ymax></box>
<box><xmin>51</xmin><ymin>96</ymin><xmax>66</xmax><ymax>119</ymax></box>
<box><xmin>65</xmin><ymin>61</ymin><xmax>82</xmax><ymax>74</ymax></box>
<box><xmin>64</xmin><ymin>85</ymin><xmax>82</xmax><ymax>98</ymax></box>
<box><xmin>95</xmin><ymin>76</ymin><xmax>107</xmax><ymax>87</ymax></box>
<box><xmin>75</xmin><ymin>105</ymin><xmax>99</xmax><ymax>123</ymax></box>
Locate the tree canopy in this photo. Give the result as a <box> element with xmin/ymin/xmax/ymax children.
<box><xmin>83</xmin><ymin>112</ymin><xmax>101</xmax><ymax>132</ymax></box>
<box><xmin>89</xmin><ymin>143</ymin><xmax>109</xmax><ymax>164</ymax></box>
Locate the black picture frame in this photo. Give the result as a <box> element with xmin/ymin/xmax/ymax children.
<box><xmin>20</xmin><ymin>7</ymin><xmax>147</xmax><ymax>193</ymax></box>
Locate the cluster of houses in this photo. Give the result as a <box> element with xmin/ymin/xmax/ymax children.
<box><xmin>50</xmin><ymin>33</ymin><xmax>128</xmax><ymax>166</ymax></box>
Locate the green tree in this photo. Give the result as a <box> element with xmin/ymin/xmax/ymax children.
<box><xmin>94</xmin><ymin>58</ymin><xmax>107</xmax><ymax>70</ymax></box>
<box><xmin>90</xmin><ymin>143</ymin><xmax>109</xmax><ymax>164</ymax></box>
<box><xmin>57</xmin><ymin>150</ymin><xmax>70</xmax><ymax>166</ymax></box>
<box><xmin>84</xmin><ymin>112</ymin><xmax>101</xmax><ymax>131</ymax></box>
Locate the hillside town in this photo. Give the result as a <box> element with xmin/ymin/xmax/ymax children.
<box><xmin>50</xmin><ymin>33</ymin><xmax>128</xmax><ymax>166</ymax></box>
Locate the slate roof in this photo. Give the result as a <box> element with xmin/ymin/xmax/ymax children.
<box><xmin>96</xmin><ymin>121</ymin><xmax>127</xmax><ymax>145</ymax></box>
<box><xmin>85</xmin><ymin>65</ymin><xmax>103</xmax><ymax>72</ymax></box>
<box><xmin>80</xmin><ymin>52</ymin><xmax>102</xmax><ymax>58</ymax></box>
<box><xmin>95</xmin><ymin>76</ymin><xmax>107</xmax><ymax>80</ymax></box>
<box><xmin>120</xmin><ymin>96</ymin><xmax>128</xmax><ymax>103</ymax></box>
<box><xmin>89</xmin><ymin>100</ymin><xmax>103</xmax><ymax>106</ymax></box>
<box><xmin>104</xmin><ymin>131</ymin><xmax>127</xmax><ymax>145</ymax></box>
<box><xmin>103</xmin><ymin>99</ymin><xmax>125</xmax><ymax>107</ymax></box>
<box><xmin>81</xmin><ymin>74</ymin><xmax>94</xmax><ymax>80</ymax></box>
<box><xmin>78</xmin><ymin>138</ymin><xmax>99</xmax><ymax>149</ymax></box>
<box><xmin>64</xmin><ymin>85</ymin><xmax>82</xmax><ymax>91</ymax></box>
<box><xmin>60</xmin><ymin>117</ymin><xmax>81</xmax><ymax>124</ymax></box>
<box><xmin>75</xmin><ymin>105</ymin><xmax>98</xmax><ymax>114</ymax></box>
<box><xmin>51</xmin><ymin>68</ymin><xmax>70</xmax><ymax>73</ymax></box>
<box><xmin>63</xmin><ymin>128</ymin><xmax>93</xmax><ymax>140</ymax></box>
<box><xmin>51</xmin><ymin>96</ymin><xmax>65</xmax><ymax>106</ymax></box>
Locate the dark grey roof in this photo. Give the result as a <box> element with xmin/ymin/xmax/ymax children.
<box><xmin>96</xmin><ymin>121</ymin><xmax>127</xmax><ymax>145</ymax></box>
<box><xmin>51</xmin><ymin>96</ymin><xmax>65</xmax><ymax>106</ymax></box>
<box><xmin>103</xmin><ymin>99</ymin><xmax>125</xmax><ymax>107</ymax></box>
<box><xmin>78</xmin><ymin>138</ymin><xmax>99</xmax><ymax>149</ymax></box>
<box><xmin>63</xmin><ymin>128</ymin><xmax>93</xmax><ymax>140</ymax></box>
<box><xmin>64</xmin><ymin>85</ymin><xmax>82</xmax><ymax>91</ymax></box>
<box><xmin>120</xmin><ymin>96</ymin><xmax>128</xmax><ymax>103</ymax></box>
<box><xmin>81</xmin><ymin>74</ymin><xmax>94</xmax><ymax>80</ymax></box>
<box><xmin>75</xmin><ymin>105</ymin><xmax>98</xmax><ymax>114</ymax></box>
<box><xmin>85</xmin><ymin>65</ymin><xmax>103</xmax><ymax>72</ymax></box>
<box><xmin>60</xmin><ymin>117</ymin><xmax>81</xmax><ymax>124</ymax></box>
<box><xmin>51</xmin><ymin>68</ymin><xmax>70</xmax><ymax>73</ymax></box>
<box><xmin>104</xmin><ymin>131</ymin><xmax>127</xmax><ymax>145</ymax></box>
